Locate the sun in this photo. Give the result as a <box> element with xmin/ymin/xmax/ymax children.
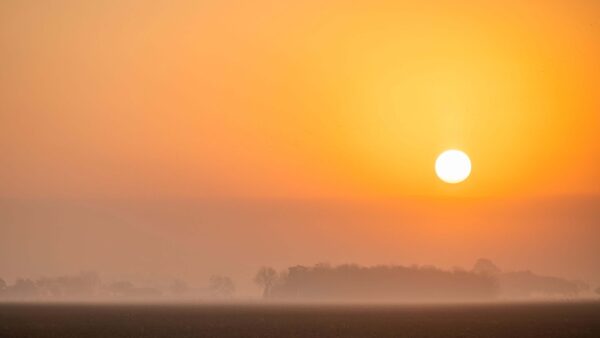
<box><xmin>435</xmin><ymin>150</ymin><xmax>471</xmax><ymax>184</ymax></box>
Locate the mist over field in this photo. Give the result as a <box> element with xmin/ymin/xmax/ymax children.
<box><xmin>1</xmin><ymin>196</ymin><xmax>599</xmax><ymax>301</ymax></box>
<box><xmin>1</xmin><ymin>0</ymin><xmax>600</xmax><ymax>336</ymax></box>
<box><xmin>0</xmin><ymin>259</ymin><xmax>596</xmax><ymax>303</ymax></box>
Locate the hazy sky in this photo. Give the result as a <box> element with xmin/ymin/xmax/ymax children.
<box><xmin>1</xmin><ymin>1</ymin><xmax>599</xmax><ymax>294</ymax></box>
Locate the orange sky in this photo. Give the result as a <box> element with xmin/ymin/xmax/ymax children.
<box><xmin>1</xmin><ymin>1</ymin><xmax>599</xmax><ymax>293</ymax></box>
<box><xmin>1</xmin><ymin>0</ymin><xmax>599</xmax><ymax>200</ymax></box>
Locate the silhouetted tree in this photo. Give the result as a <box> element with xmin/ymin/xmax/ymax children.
<box><xmin>498</xmin><ymin>271</ymin><xmax>584</xmax><ymax>298</ymax></box>
<box><xmin>0</xmin><ymin>278</ymin><xmax>6</xmax><ymax>291</ymax></box>
<box><xmin>254</xmin><ymin>267</ymin><xmax>277</xmax><ymax>298</ymax></box>
<box><xmin>268</xmin><ymin>263</ymin><xmax>499</xmax><ymax>301</ymax></box>
<box><xmin>208</xmin><ymin>275</ymin><xmax>235</xmax><ymax>298</ymax></box>
<box><xmin>9</xmin><ymin>278</ymin><xmax>39</xmax><ymax>298</ymax></box>
<box><xmin>473</xmin><ymin>258</ymin><xmax>501</xmax><ymax>275</ymax></box>
<box><xmin>36</xmin><ymin>272</ymin><xmax>101</xmax><ymax>298</ymax></box>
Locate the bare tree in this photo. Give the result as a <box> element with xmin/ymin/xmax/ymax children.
<box><xmin>254</xmin><ymin>267</ymin><xmax>277</xmax><ymax>298</ymax></box>
<box><xmin>209</xmin><ymin>275</ymin><xmax>235</xmax><ymax>298</ymax></box>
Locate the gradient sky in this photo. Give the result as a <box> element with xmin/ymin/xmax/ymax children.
<box><xmin>1</xmin><ymin>1</ymin><xmax>599</xmax><ymax>294</ymax></box>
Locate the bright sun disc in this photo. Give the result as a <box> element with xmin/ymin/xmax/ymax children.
<box><xmin>435</xmin><ymin>150</ymin><xmax>471</xmax><ymax>184</ymax></box>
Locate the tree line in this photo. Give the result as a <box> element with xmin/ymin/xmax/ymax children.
<box><xmin>0</xmin><ymin>272</ymin><xmax>235</xmax><ymax>300</ymax></box>
<box><xmin>254</xmin><ymin>259</ymin><xmax>594</xmax><ymax>301</ymax></box>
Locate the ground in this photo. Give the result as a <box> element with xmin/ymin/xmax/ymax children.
<box><xmin>0</xmin><ymin>302</ymin><xmax>598</xmax><ymax>337</ymax></box>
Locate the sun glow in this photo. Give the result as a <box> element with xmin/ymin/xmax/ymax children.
<box><xmin>435</xmin><ymin>150</ymin><xmax>472</xmax><ymax>184</ymax></box>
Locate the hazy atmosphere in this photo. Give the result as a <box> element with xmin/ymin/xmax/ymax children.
<box><xmin>1</xmin><ymin>0</ymin><xmax>599</xmax><ymax>302</ymax></box>
<box><xmin>1</xmin><ymin>196</ymin><xmax>599</xmax><ymax>299</ymax></box>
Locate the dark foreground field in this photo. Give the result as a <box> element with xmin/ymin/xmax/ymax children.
<box><xmin>0</xmin><ymin>302</ymin><xmax>599</xmax><ymax>338</ymax></box>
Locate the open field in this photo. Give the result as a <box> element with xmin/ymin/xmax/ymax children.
<box><xmin>0</xmin><ymin>302</ymin><xmax>598</xmax><ymax>337</ymax></box>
